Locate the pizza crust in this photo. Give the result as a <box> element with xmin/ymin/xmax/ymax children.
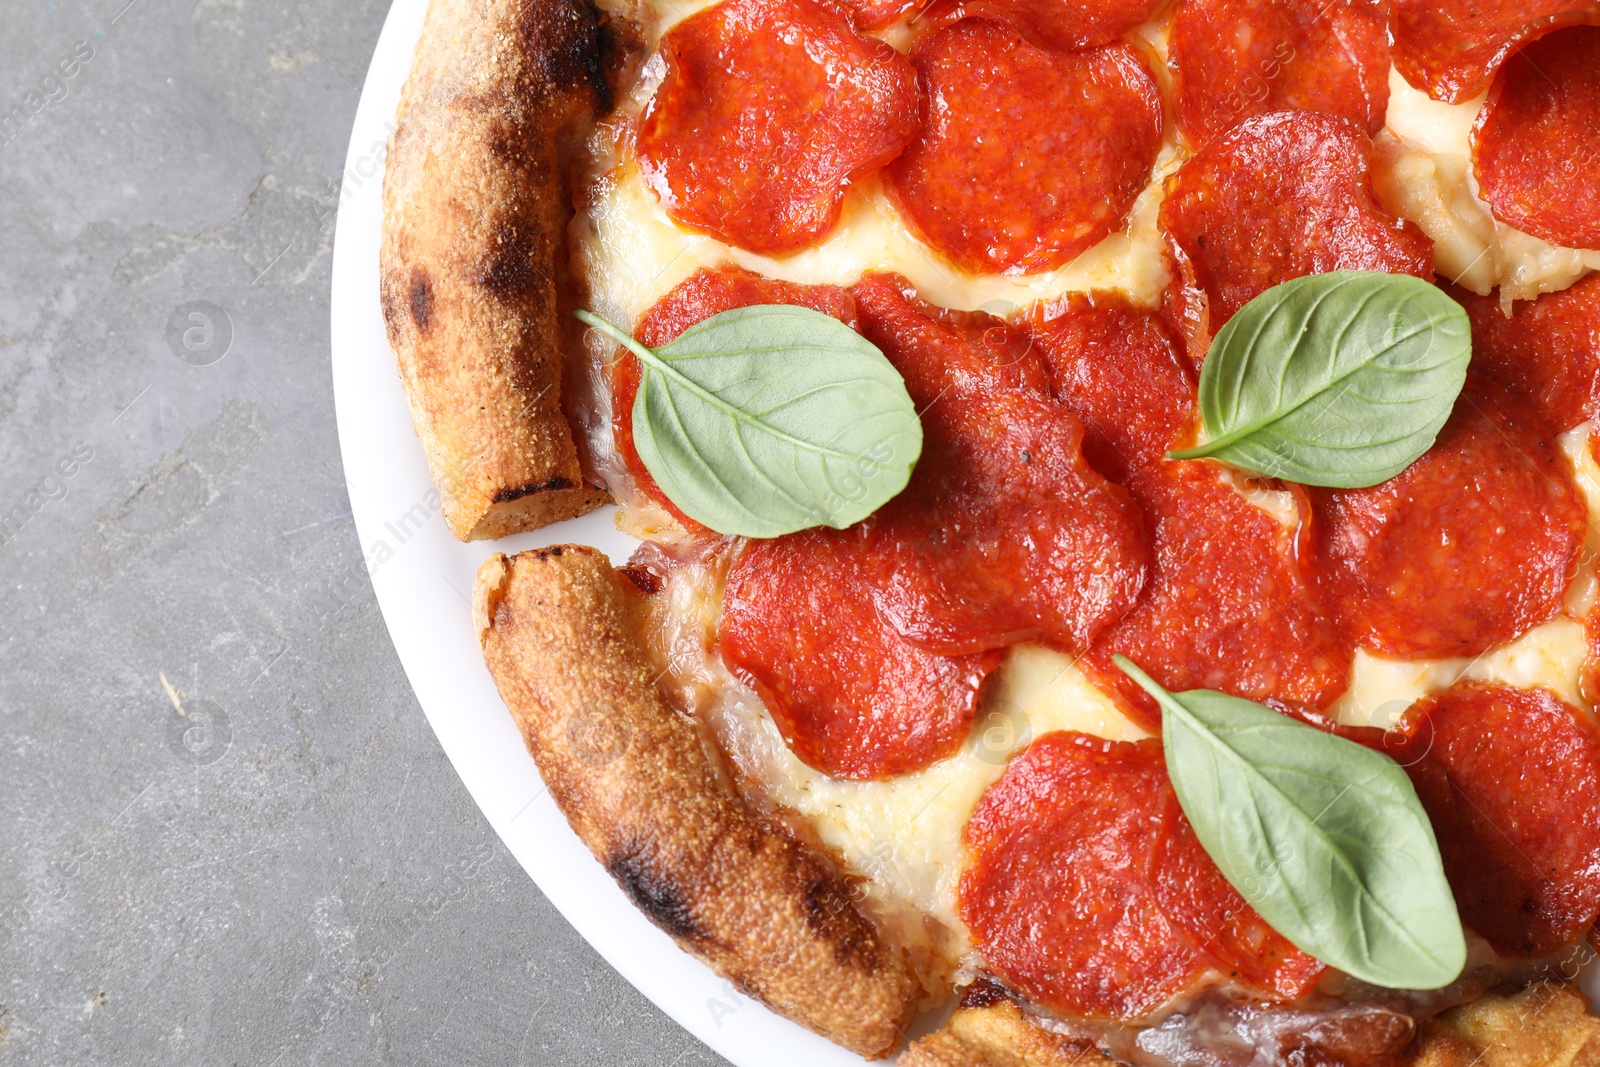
<box><xmin>473</xmin><ymin>545</ymin><xmax>923</xmax><ymax>1058</ymax></box>
<box><xmin>898</xmin><ymin>994</ymin><xmax>1117</xmax><ymax>1067</ymax></box>
<box><xmin>900</xmin><ymin>982</ymin><xmax>1600</xmax><ymax>1066</ymax></box>
<box><xmin>1412</xmin><ymin>981</ymin><xmax>1600</xmax><ymax>1066</ymax></box>
<box><xmin>381</xmin><ymin>0</ymin><xmax>612</xmax><ymax>540</ymax></box>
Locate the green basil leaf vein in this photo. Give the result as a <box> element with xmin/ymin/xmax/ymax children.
<box><xmin>1169</xmin><ymin>271</ymin><xmax>1470</xmax><ymax>488</ymax></box>
<box><xmin>578</xmin><ymin>306</ymin><xmax>923</xmax><ymax>538</ymax></box>
<box><xmin>1113</xmin><ymin>655</ymin><xmax>1467</xmax><ymax>991</ymax></box>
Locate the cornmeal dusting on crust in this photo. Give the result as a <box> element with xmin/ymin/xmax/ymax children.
<box><xmin>473</xmin><ymin>546</ymin><xmax>922</xmax><ymax>1057</ymax></box>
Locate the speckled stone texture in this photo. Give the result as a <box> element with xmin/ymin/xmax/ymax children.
<box><xmin>0</xmin><ymin>1</ymin><xmax>726</xmax><ymax>1063</ymax></box>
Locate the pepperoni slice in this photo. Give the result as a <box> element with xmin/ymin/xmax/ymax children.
<box><xmin>1033</xmin><ymin>294</ymin><xmax>1351</xmax><ymax>725</ymax></box>
<box><xmin>885</xmin><ymin>22</ymin><xmax>1163</xmax><ymax>276</ymax></box>
<box><xmin>1164</xmin><ymin>236</ymin><xmax>1214</xmax><ymax>368</ymax></box>
<box><xmin>1153</xmin><ymin>790</ymin><xmax>1326</xmax><ymax>999</ymax></box>
<box><xmin>1086</xmin><ymin>469</ymin><xmax>1353</xmax><ymax>725</ymax></box>
<box><xmin>863</xmin><ymin>391</ymin><xmax>1149</xmax><ymax>655</ymax></box>
<box><xmin>920</xmin><ymin>0</ymin><xmax>1165</xmax><ymax>51</ymax></box>
<box><xmin>612</xmin><ymin>266</ymin><xmax>858</xmax><ymax>530</ymax></box>
<box><xmin>960</xmin><ymin>732</ymin><xmax>1322</xmax><ymax>1019</ymax></box>
<box><xmin>721</xmin><ymin>528</ymin><xmax>1001</xmax><ymax>780</ymax></box>
<box><xmin>1394</xmin><ymin>681</ymin><xmax>1600</xmax><ymax>957</ymax></box>
<box><xmin>1392</xmin><ymin>0</ymin><xmax>1600</xmax><ymax>104</ymax></box>
<box><xmin>1028</xmin><ymin>292</ymin><xmax>1194</xmax><ymax>477</ymax></box>
<box><xmin>1454</xmin><ymin>274</ymin><xmax>1600</xmax><ymax>433</ymax></box>
<box><xmin>1310</xmin><ymin>378</ymin><xmax>1586</xmax><ymax>659</ymax></box>
<box><xmin>849</xmin><ymin>272</ymin><xmax>1051</xmax><ymax>403</ymax></box>
<box><xmin>1472</xmin><ymin>28</ymin><xmax>1600</xmax><ymax>252</ymax></box>
<box><xmin>1170</xmin><ymin>0</ymin><xmax>1391</xmax><ymax>148</ymax></box>
<box><xmin>848</xmin><ymin>275</ymin><xmax>1148</xmax><ymax>655</ymax></box>
<box><xmin>636</xmin><ymin>0</ymin><xmax>917</xmax><ymax>256</ymax></box>
<box><xmin>718</xmin><ymin>276</ymin><xmax>1144</xmax><ymax>772</ymax></box>
<box><xmin>960</xmin><ymin>733</ymin><xmax>1211</xmax><ymax>1019</ymax></box>
<box><xmin>1160</xmin><ymin>111</ymin><xmax>1435</xmax><ymax>331</ymax></box>
<box><xmin>634</xmin><ymin>266</ymin><xmax>859</xmax><ymax>348</ymax></box>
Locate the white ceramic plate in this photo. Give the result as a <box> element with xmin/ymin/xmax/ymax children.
<box><xmin>328</xmin><ymin>2</ymin><xmax>866</xmax><ymax>1062</ymax></box>
<box><xmin>331</xmin><ymin>4</ymin><xmax>1600</xmax><ymax>1062</ymax></box>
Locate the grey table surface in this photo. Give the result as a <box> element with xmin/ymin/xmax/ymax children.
<box><xmin>0</xmin><ymin>1</ymin><xmax>729</xmax><ymax>1063</ymax></box>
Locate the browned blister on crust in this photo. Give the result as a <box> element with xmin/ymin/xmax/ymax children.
<box><xmin>381</xmin><ymin>0</ymin><xmax>612</xmax><ymax>540</ymax></box>
<box><xmin>473</xmin><ymin>545</ymin><xmax>922</xmax><ymax>1058</ymax></box>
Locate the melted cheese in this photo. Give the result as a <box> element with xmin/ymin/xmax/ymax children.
<box><xmin>777</xmin><ymin>647</ymin><xmax>1145</xmax><ymax>936</ymax></box>
<box><xmin>1331</xmin><ymin>620</ymin><xmax>1591</xmax><ymax>728</ymax></box>
<box><xmin>583</xmin><ymin>9</ymin><xmax>1600</xmax><ymax>966</ymax></box>
<box><xmin>1329</xmin><ymin>422</ymin><xmax>1600</xmax><ymax>728</ymax></box>
<box><xmin>578</xmin><ymin>158</ymin><xmax>1179</xmax><ymax>328</ymax></box>
<box><xmin>1373</xmin><ymin>70</ymin><xmax>1600</xmax><ymax>307</ymax></box>
<box><xmin>645</xmin><ymin>552</ymin><xmax>1147</xmax><ymax>946</ymax></box>
<box><xmin>764</xmin><ymin>646</ymin><xmax>1144</xmax><ymax>936</ymax></box>
<box><xmin>574</xmin><ymin>2</ymin><xmax>1181</xmax><ymax>330</ymax></box>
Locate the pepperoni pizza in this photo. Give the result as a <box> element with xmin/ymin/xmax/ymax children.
<box><xmin>379</xmin><ymin>0</ymin><xmax>1600</xmax><ymax>1061</ymax></box>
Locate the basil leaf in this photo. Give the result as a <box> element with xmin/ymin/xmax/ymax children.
<box><xmin>1114</xmin><ymin>656</ymin><xmax>1466</xmax><ymax>991</ymax></box>
<box><xmin>578</xmin><ymin>307</ymin><xmax>922</xmax><ymax>538</ymax></box>
<box><xmin>1169</xmin><ymin>271</ymin><xmax>1470</xmax><ymax>488</ymax></box>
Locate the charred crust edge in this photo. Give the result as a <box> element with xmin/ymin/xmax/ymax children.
<box><xmin>494</xmin><ymin>477</ymin><xmax>577</xmax><ymax>502</ymax></box>
<box><xmin>606</xmin><ymin>847</ymin><xmax>704</xmax><ymax>942</ymax></box>
<box><xmin>516</xmin><ymin>0</ymin><xmax>611</xmax><ymax>113</ymax></box>
<box><xmin>958</xmin><ymin>976</ymin><xmax>1012</xmax><ymax>1011</ymax></box>
<box><xmin>408</xmin><ymin>268</ymin><xmax>434</xmax><ymax>333</ymax></box>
